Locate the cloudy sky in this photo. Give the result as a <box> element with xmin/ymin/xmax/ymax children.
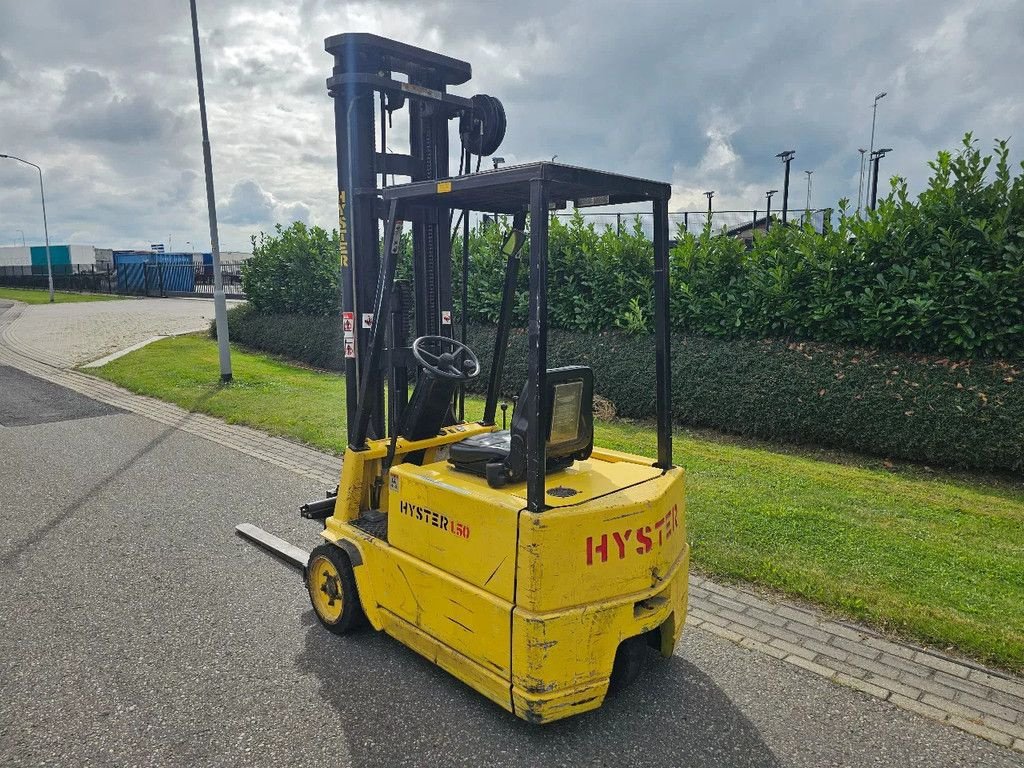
<box><xmin>1</xmin><ymin>0</ymin><xmax>1021</xmax><ymax>251</ymax></box>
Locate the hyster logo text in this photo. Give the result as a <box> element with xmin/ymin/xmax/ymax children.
<box><xmin>399</xmin><ymin>500</ymin><xmax>470</xmax><ymax>539</ymax></box>
<box><xmin>585</xmin><ymin>504</ymin><xmax>679</xmax><ymax>565</ymax></box>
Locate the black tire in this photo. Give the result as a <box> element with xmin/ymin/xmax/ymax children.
<box><xmin>608</xmin><ymin>635</ymin><xmax>648</xmax><ymax>694</ymax></box>
<box><xmin>306</xmin><ymin>543</ymin><xmax>366</xmax><ymax>635</ymax></box>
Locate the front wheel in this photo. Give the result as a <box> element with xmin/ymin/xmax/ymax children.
<box><xmin>306</xmin><ymin>543</ymin><xmax>365</xmax><ymax>634</ymax></box>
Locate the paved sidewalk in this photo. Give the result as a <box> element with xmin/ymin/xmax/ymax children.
<box><xmin>0</xmin><ymin>298</ymin><xmax>1021</xmax><ymax>755</ymax></box>
<box><xmin>0</xmin><ymin>296</ymin><xmax>228</xmax><ymax>367</ymax></box>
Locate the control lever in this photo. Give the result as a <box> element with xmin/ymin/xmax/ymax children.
<box><xmin>500</xmin><ymin>401</ymin><xmax>508</xmax><ymax>430</ymax></box>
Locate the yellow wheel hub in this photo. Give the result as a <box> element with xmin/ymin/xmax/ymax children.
<box><xmin>309</xmin><ymin>555</ymin><xmax>344</xmax><ymax>623</ymax></box>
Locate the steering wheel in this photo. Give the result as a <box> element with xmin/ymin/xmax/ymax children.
<box><xmin>411</xmin><ymin>336</ymin><xmax>481</xmax><ymax>381</ymax></box>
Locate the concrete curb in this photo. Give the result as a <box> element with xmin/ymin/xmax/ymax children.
<box><xmin>0</xmin><ymin>300</ymin><xmax>1020</xmax><ymax>753</ymax></box>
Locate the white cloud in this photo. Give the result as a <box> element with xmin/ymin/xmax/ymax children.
<box><xmin>0</xmin><ymin>0</ymin><xmax>1021</xmax><ymax>251</ymax></box>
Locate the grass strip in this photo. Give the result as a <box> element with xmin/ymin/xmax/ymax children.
<box><xmin>91</xmin><ymin>333</ymin><xmax>1024</xmax><ymax>672</ymax></box>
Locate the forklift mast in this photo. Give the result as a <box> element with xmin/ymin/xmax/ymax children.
<box><xmin>324</xmin><ymin>34</ymin><xmax>506</xmax><ymax>443</ymax></box>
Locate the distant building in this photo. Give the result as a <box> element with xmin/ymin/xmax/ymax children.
<box><xmin>725</xmin><ymin>217</ymin><xmax>771</xmax><ymax>247</ymax></box>
<box><xmin>0</xmin><ymin>244</ymin><xmax>97</xmax><ymax>270</ymax></box>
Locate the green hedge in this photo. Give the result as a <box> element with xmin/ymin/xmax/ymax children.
<box><xmin>240</xmin><ymin>136</ymin><xmax>1024</xmax><ymax>358</ymax></box>
<box><xmin>218</xmin><ymin>305</ymin><xmax>1024</xmax><ymax>472</ymax></box>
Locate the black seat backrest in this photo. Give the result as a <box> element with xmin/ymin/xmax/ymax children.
<box><xmin>501</xmin><ymin>366</ymin><xmax>594</xmax><ymax>484</ymax></box>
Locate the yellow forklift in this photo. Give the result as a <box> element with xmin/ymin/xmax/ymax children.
<box><xmin>244</xmin><ymin>34</ymin><xmax>688</xmax><ymax>724</ymax></box>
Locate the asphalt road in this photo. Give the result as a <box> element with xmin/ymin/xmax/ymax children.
<box><xmin>1</xmin><ymin>366</ymin><xmax>1020</xmax><ymax>768</ymax></box>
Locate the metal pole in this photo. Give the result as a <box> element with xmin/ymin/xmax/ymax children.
<box><xmin>36</xmin><ymin>165</ymin><xmax>53</xmax><ymax>302</ymax></box>
<box><xmin>856</xmin><ymin>149</ymin><xmax>866</xmax><ymax>214</ymax></box>
<box><xmin>190</xmin><ymin>0</ymin><xmax>232</xmax><ymax>382</ymax></box>
<box><xmin>804</xmin><ymin>170</ymin><xmax>813</xmax><ymax>217</ymax></box>
<box><xmin>867</xmin><ymin>92</ymin><xmax>886</xmax><ymax>215</ymax></box>
<box><xmin>0</xmin><ymin>155</ymin><xmax>55</xmax><ymax>302</ymax></box>
<box><xmin>776</xmin><ymin>151</ymin><xmax>795</xmax><ymax>226</ymax></box>
<box><xmin>869</xmin><ymin>154</ymin><xmax>881</xmax><ymax>210</ymax></box>
<box><xmin>782</xmin><ymin>159</ymin><xmax>791</xmax><ymax>225</ymax></box>
<box><xmin>17</xmin><ymin>229</ymin><xmax>25</xmax><ymax>247</ymax></box>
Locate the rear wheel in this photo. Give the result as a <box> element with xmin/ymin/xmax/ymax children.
<box><xmin>306</xmin><ymin>543</ymin><xmax>364</xmax><ymax>634</ymax></box>
<box><xmin>608</xmin><ymin>635</ymin><xmax>649</xmax><ymax>694</ymax></box>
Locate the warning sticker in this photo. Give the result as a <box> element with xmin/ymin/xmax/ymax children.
<box><xmin>342</xmin><ymin>312</ymin><xmax>354</xmax><ymax>333</ymax></box>
<box><xmin>362</xmin><ymin>313</ymin><xmax>374</xmax><ymax>329</ymax></box>
<box><xmin>441</xmin><ymin>310</ymin><xmax>452</xmax><ymax>325</ymax></box>
<box><xmin>344</xmin><ymin>340</ymin><xmax>356</xmax><ymax>358</ymax></box>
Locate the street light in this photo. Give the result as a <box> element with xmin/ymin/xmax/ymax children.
<box><xmin>857</xmin><ymin>148</ymin><xmax>867</xmax><ymax>215</ymax></box>
<box><xmin>16</xmin><ymin>229</ymin><xmax>25</xmax><ymax>247</ymax></box>
<box><xmin>804</xmin><ymin>170</ymin><xmax>814</xmax><ymax>214</ymax></box>
<box><xmin>0</xmin><ymin>154</ymin><xmax>54</xmax><ymax>302</ymax></box>
<box><xmin>190</xmin><ymin>0</ymin><xmax>232</xmax><ymax>382</ymax></box>
<box><xmin>867</xmin><ymin>91</ymin><xmax>887</xmax><ymax>211</ymax></box>
<box><xmin>868</xmin><ymin>148</ymin><xmax>892</xmax><ymax>210</ymax></box>
<box><xmin>704</xmin><ymin>191</ymin><xmax>714</xmax><ymax>224</ymax></box>
<box><xmin>776</xmin><ymin>150</ymin><xmax>795</xmax><ymax>225</ymax></box>
<box><xmin>765</xmin><ymin>189</ymin><xmax>778</xmax><ymax>231</ymax></box>
<box><xmin>492</xmin><ymin>156</ymin><xmax>505</xmax><ymax>170</ymax></box>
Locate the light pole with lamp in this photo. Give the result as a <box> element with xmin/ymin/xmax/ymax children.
<box><xmin>804</xmin><ymin>170</ymin><xmax>813</xmax><ymax>220</ymax></box>
<box><xmin>776</xmin><ymin>150</ymin><xmax>795</xmax><ymax>225</ymax></box>
<box><xmin>1</xmin><ymin>154</ymin><xmax>54</xmax><ymax>302</ymax></box>
<box><xmin>16</xmin><ymin>229</ymin><xmax>26</xmax><ymax>247</ymax></box>
<box><xmin>704</xmin><ymin>191</ymin><xmax>714</xmax><ymax>226</ymax></box>
<box><xmin>189</xmin><ymin>0</ymin><xmax>232</xmax><ymax>381</ymax></box>
<box><xmin>866</xmin><ymin>92</ymin><xmax>887</xmax><ymax>210</ymax></box>
<box><xmin>868</xmin><ymin>148</ymin><xmax>892</xmax><ymax>210</ymax></box>
<box><xmin>765</xmin><ymin>189</ymin><xmax>777</xmax><ymax>231</ymax></box>
<box><xmin>856</xmin><ymin>148</ymin><xmax>867</xmax><ymax>214</ymax></box>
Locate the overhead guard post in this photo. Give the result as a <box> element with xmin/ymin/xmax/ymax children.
<box><xmin>653</xmin><ymin>197</ymin><xmax>673</xmax><ymax>469</ymax></box>
<box><xmin>526</xmin><ymin>179</ymin><xmax>549</xmax><ymax>512</ymax></box>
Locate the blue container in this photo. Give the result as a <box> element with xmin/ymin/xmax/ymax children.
<box><xmin>112</xmin><ymin>251</ymin><xmax>196</xmax><ymax>294</ymax></box>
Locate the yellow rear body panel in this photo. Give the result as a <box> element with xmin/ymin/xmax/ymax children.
<box><xmin>320</xmin><ymin>428</ymin><xmax>688</xmax><ymax>723</ymax></box>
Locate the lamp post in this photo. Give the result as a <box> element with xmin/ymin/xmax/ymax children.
<box><xmin>1</xmin><ymin>154</ymin><xmax>54</xmax><ymax>302</ymax></box>
<box><xmin>704</xmin><ymin>191</ymin><xmax>714</xmax><ymax>226</ymax></box>
<box><xmin>492</xmin><ymin>156</ymin><xmax>505</xmax><ymax>170</ymax></box>
<box><xmin>866</xmin><ymin>92</ymin><xmax>887</xmax><ymax>211</ymax></box>
<box><xmin>189</xmin><ymin>0</ymin><xmax>232</xmax><ymax>382</ymax></box>
<box><xmin>856</xmin><ymin>148</ymin><xmax>867</xmax><ymax>214</ymax></box>
<box><xmin>765</xmin><ymin>189</ymin><xmax>778</xmax><ymax>231</ymax></box>
<box><xmin>776</xmin><ymin>150</ymin><xmax>795</xmax><ymax>225</ymax></box>
<box><xmin>804</xmin><ymin>170</ymin><xmax>813</xmax><ymax>218</ymax></box>
<box><xmin>16</xmin><ymin>229</ymin><xmax>25</xmax><ymax>247</ymax></box>
<box><xmin>868</xmin><ymin>148</ymin><xmax>892</xmax><ymax>210</ymax></box>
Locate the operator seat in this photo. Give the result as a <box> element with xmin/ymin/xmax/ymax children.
<box><xmin>449</xmin><ymin>366</ymin><xmax>594</xmax><ymax>487</ymax></box>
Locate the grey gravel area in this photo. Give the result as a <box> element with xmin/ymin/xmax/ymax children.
<box><xmin>1</xmin><ymin>377</ymin><xmax>1020</xmax><ymax>767</ymax></box>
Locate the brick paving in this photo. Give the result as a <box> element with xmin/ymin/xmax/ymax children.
<box><xmin>1</xmin><ymin>296</ymin><xmax>232</xmax><ymax>367</ymax></box>
<box><xmin>1</xmin><ymin>298</ymin><xmax>1021</xmax><ymax>754</ymax></box>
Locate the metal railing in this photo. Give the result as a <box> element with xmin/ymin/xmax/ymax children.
<box><xmin>553</xmin><ymin>208</ymin><xmax>833</xmax><ymax>237</ymax></box>
<box><xmin>0</xmin><ymin>263</ymin><xmax>246</xmax><ymax>299</ymax></box>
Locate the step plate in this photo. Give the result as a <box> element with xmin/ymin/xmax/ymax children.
<box><xmin>351</xmin><ymin>515</ymin><xmax>389</xmax><ymax>541</ymax></box>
